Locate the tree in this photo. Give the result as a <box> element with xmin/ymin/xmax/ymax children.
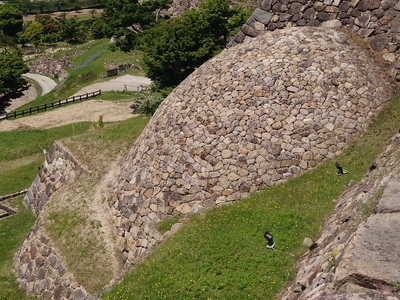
<box><xmin>102</xmin><ymin>0</ymin><xmax>172</xmax><ymax>51</ymax></box>
<box><xmin>56</xmin><ymin>13</ymin><xmax>84</xmax><ymax>43</ymax></box>
<box><xmin>22</xmin><ymin>21</ymin><xmax>43</xmax><ymax>47</ymax></box>
<box><xmin>0</xmin><ymin>3</ymin><xmax>23</xmax><ymax>39</ymax></box>
<box><xmin>0</xmin><ymin>48</ymin><xmax>29</xmax><ymax>109</ymax></box>
<box><xmin>35</xmin><ymin>14</ymin><xmax>58</xmax><ymax>35</ymax></box>
<box><xmin>140</xmin><ymin>0</ymin><xmax>251</xmax><ymax>89</ymax></box>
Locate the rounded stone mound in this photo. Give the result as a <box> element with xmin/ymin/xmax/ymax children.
<box><xmin>112</xmin><ymin>27</ymin><xmax>392</xmax><ymax>262</ymax></box>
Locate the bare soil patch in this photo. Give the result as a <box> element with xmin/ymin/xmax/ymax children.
<box><xmin>23</xmin><ymin>9</ymin><xmax>104</xmax><ymax>22</ymax></box>
<box><xmin>0</xmin><ymin>99</ymin><xmax>137</xmax><ymax>132</ymax></box>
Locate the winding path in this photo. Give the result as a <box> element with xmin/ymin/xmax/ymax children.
<box><xmin>72</xmin><ymin>75</ymin><xmax>152</xmax><ymax>96</ymax></box>
<box><xmin>23</xmin><ymin>73</ymin><xmax>57</xmax><ymax>96</ymax></box>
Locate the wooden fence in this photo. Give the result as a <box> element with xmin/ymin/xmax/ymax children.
<box><xmin>0</xmin><ymin>90</ymin><xmax>101</xmax><ymax>121</ymax></box>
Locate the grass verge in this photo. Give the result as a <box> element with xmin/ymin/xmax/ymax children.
<box><xmin>0</xmin><ymin>197</ymin><xmax>37</xmax><ymax>300</ymax></box>
<box><xmin>41</xmin><ymin>115</ymin><xmax>151</xmax><ymax>293</ymax></box>
<box><xmin>20</xmin><ymin>39</ymin><xmax>146</xmax><ymax>110</ymax></box>
<box><xmin>101</xmin><ymin>96</ymin><xmax>400</xmax><ymax>300</ymax></box>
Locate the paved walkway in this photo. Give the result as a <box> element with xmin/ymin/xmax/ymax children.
<box><xmin>23</xmin><ymin>73</ymin><xmax>57</xmax><ymax>96</ymax></box>
<box><xmin>72</xmin><ymin>75</ymin><xmax>152</xmax><ymax>96</ymax></box>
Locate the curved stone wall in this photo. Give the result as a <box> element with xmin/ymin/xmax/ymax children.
<box><xmin>111</xmin><ymin>26</ymin><xmax>394</xmax><ymax>263</ymax></box>
<box><xmin>230</xmin><ymin>0</ymin><xmax>400</xmax><ymax>81</ymax></box>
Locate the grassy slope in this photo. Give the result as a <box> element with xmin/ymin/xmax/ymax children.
<box><xmin>2</xmin><ymin>95</ymin><xmax>400</xmax><ymax>299</ymax></box>
<box><xmin>0</xmin><ymin>123</ymin><xmax>92</xmax><ymax>300</ymax></box>
<box><xmin>101</xmin><ymin>96</ymin><xmax>400</xmax><ymax>300</ymax></box>
<box><xmin>42</xmin><ymin>116</ymin><xmax>151</xmax><ymax>293</ymax></box>
<box><xmin>20</xmin><ymin>39</ymin><xmax>146</xmax><ymax>110</ymax></box>
<box><xmin>1</xmin><ymin>38</ymin><xmax>400</xmax><ymax>300</ymax></box>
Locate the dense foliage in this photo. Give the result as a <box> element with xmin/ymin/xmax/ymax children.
<box><xmin>103</xmin><ymin>0</ymin><xmax>250</xmax><ymax>89</ymax></box>
<box><xmin>0</xmin><ymin>3</ymin><xmax>24</xmax><ymax>45</ymax></box>
<box><xmin>0</xmin><ymin>4</ymin><xmax>28</xmax><ymax>110</ymax></box>
<box><xmin>0</xmin><ymin>49</ymin><xmax>29</xmax><ymax>110</ymax></box>
<box><xmin>140</xmin><ymin>0</ymin><xmax>251</xmax><ymax>88</ymax></box>
<box><xmin>4</xmin><ymin>0</ymin><xmax>106</xmax><ymax>14</ymax></box>
<box><xmin>18</xmin><ymin>13</ymin><xmax>105</xmax><ymax>45</ymax></box>
<box><xmin>102</xmin><ymin>0</ymin><xmax>172</xmax><ymax>52</ymax></box>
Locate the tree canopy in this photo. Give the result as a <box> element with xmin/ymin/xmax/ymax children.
<box><xmin>102</xmin><ymin>0</ymin><xmax>172</xmax><ymax>51</ymax></box>
<box><xmin>0</xmin><ymin>3</ymin><xmax>24</xmax><ymax>46</ymax></box>
<box><xmin>0</xmin><ymin>48</ymin><xmax>29</xmax><ymax>111</ymax></box>
<box><xmin>140</xmin><ymin>0</ymin><xmax>251</xmax><ymax>89</ymax></box>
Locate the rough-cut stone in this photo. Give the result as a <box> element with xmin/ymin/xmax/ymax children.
<box><xmin>228</xmin><ymin>0</ymin><xmax>400</xmax><ymax>81</ymax></box>
<box><xmin>281</xmin><ymin>136</ymin><xmax>400</xmax><ymax>299</ymax></box>
<box><xmin>375</xmin><ymin>178</ymin><xmax>400</xmax><ymax>213</ymax></box>
<box><xmin>14</xmin><ymin>218</ymin><xmax>87</xmax><ymax>300</ymax></box>
<box><xmin>110</xmin><ymin>26</ymin><xmax>393</xmax><ymax>270</ymax></box>
<box><xmin>335</xmin><ymin>213</ymin><xmax>400</xmax><ymax>287</ymax></box>
<box><xmin>23</xmin><ymin>141</ymin><xmax>90</xmax><ymax>215</ymax></box>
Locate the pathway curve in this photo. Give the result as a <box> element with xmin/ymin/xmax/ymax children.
<box><xmin>73</xmin><ymin>74</ymin><xmax>152</xmax><ymax>96</ymax></box>
<box><xmin>0</xmin><ymin>100</ymin><xmax>138</xmax><ymax>132</ymax></box>
<box><xmin>23</xmin><ymin>73</ymin><xmax>57</xmax><ymax>96</ymax></box>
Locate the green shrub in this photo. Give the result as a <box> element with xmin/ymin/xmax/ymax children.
<box><xmin>135</xmin><ymin>91</ymin><xmax>164</xmax><ymax>115</ymax></box>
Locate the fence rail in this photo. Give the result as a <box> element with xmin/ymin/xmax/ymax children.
<box><xmin>0</xmin><ymin>90</ymin><xmax>101</xmax><ymax>121</ymax></box>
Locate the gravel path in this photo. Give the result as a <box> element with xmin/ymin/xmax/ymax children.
<box><xmin>73</xmin><ymin>75</ymin><xmax>152</xmax><ymax>95</ymax></box>
<box><xmin>0</xmin><ymin>100</ymin><xmax>138</xmax><ymax>132</ymax></box>
<box><xmin>23</xmin><ymin>73</ymin><xmax>57</xmax><ymax>96</ymax></box>
<box><xmin>0</xmin><ymin>74</ymin><xmax>151</xmax><ymax>131</ymax></box>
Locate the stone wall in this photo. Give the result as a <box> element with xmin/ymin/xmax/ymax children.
<box><xmin>110</xmin><ymin>26</ymin><xmax>395</xmax><ymax>265</ymax></box>
<box><xmin>13</xmin><ymin>217</ymin><xmax>88</xmax><ymax>300</ymax></box>
<box><xmin>28</xmin><ymin>58</ymin><xmax>74</xmax><ymax>81</ymax></box>
<box><xmin>23</xmin><ymin>141</ymin><xmax>89</xmax><ymax>215</ymax></box>
<box><xmin>230</xmin><ymin>0</ymin><xmax>400</xmax><ymax>81</ymax></box>
<box><xmin>281</xmin><ymin>132</ymin><xmax>400</xmax><ymax>300</ymax></box>
<box><xmin>15</xmin><ymin>141</ymin><xmax>90</xmax><ymax>299</ymax></box>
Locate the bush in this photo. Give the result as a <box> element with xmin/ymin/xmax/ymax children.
<box><xmin>135</xmin><ymin>91</ymin><xmax>164</xmax><ymax>115</ymax></box>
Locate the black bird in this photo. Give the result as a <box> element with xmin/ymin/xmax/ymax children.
<box><xmin>335</xmin><ymin>162</ymin><xmax>344</xmax><ymax>175</ymax></box>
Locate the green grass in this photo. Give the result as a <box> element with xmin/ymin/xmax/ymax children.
<box><xmin>0</xmin><ymin>197</ymin><xmax>37</xmax><ymax>300</ymax></box>
<box><xmin>101</xmin><ymin>97</ymin><xmax>400</xmax><ymax>300</ymax></box>
<box><xmin>18</xmin><ymin>39</ymin><xmax>146</xmax><ymax>111</ymax></box>
<box><xmin>0</xmin><ymin>116</ymin><xmax>149</xmax><ymax>299</ymax></box>
<box><xmin>40</xmin><ymin>115</ymin><xmax>151</xmax><ymax>293</ymax></box>
<box><xmin>1</xmin><ymin>90</ymin><xmax>400</xmax><ymax>299</ymax></box>
<box><xmin>0</xmin><ymin>122</ymin><xmax>91</xmax><ymax>163</ymax></box>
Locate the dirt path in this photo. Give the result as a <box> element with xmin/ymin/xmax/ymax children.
<box><xmin>0</xmin><ymin>99</ymin><xmax>137</xmax><ymax>132</ymax></box>
<box><xmin>24</xmin><ymin>73</ymin><xmax>57</xmax><ymax>96</ymax></box>
<box><xmin>73</xmin><ymin>75</ymin><xmax>152</xmax><ymax>95</ymax></box>
<box><xmin>23</xmin><ymin>9</ymin><xmax>104</xmax><ymax>22</ymax></box>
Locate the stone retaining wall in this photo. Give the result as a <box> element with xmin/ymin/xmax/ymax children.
<box><xmin>15</xmin><ymin>141</ymin><xmax>90</xmax><ymax>299</ymax></box>
<box><xmin>281</xmin><ymin>132</ymin><xmax>400</xmax><ymax>299</ymax></box>
<box><xmin>23</xmin><ymin>141</ymin><xmax>90</xmax><ymax>215</ymax></box>
<box><xmin>111</xmin><ymin>26</ymin><xmax>394</xmax><ymax>265</ymax></box>
<box><xmin>13</xmin><ymin>217</ymin><xmax>88</xmax><ymax>300</ymax></box>
<box><xmin>230</xmin><ymin>0</ymin><xmax>400</xmax><ymax>81</ymax></box>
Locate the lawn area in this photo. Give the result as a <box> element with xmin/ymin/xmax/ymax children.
<box><xmin>2</xmin><ymin>92</ymin><xmax>400</xmax><ymax>299</ymax></box>
<box><xmin>0</xmin><ymin>122</ymin><xmax>92</xmax><ymax>300</ymax></box>
<box><xmin>0</xmin><ymin>115</ymin><xmax>151</xmax><ymax>299</ymax></box>
<box><xmin>19</xmin><ymin>39</ymin><xmax>146</xmax><ymax>110</ymax></box>
<box><xmin>101</xmin><ymin>97</ymin><xmax>400</xmax><ymax>300</ymax></box>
